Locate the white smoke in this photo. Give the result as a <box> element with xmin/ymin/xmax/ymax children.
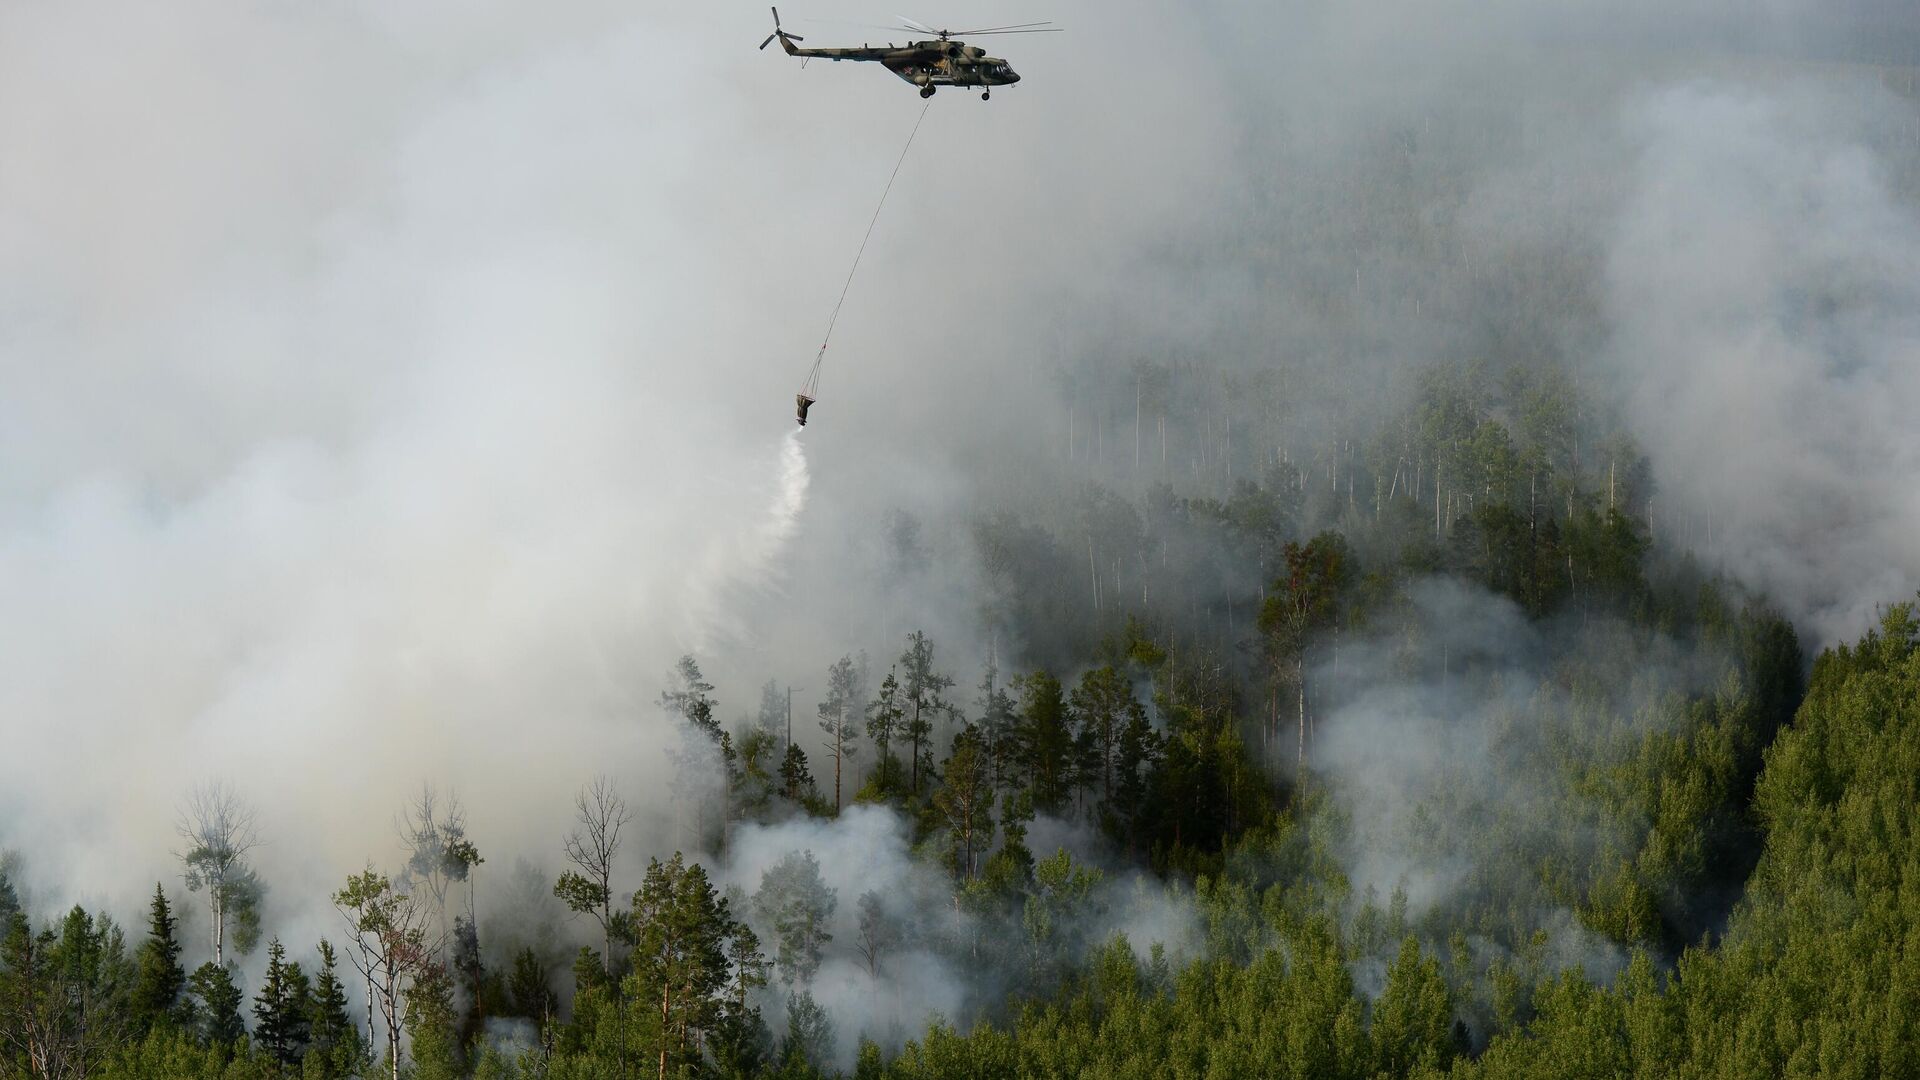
<box><xmin>1601</xmin><ymin>80</ymin><xmax>1920</xmax><ymax>644</ymax></box>
<box><xmin>715</xmin><ymin>806</ymin><xmax>969</xmax><ymax>1068</ymax></box>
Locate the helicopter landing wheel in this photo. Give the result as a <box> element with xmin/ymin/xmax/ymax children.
<box><xmin>919</xmin><ymin>85</ymin><xmax>935</xmax><ymax>99</ymax></box>
<box><xmin>981</xmin><ymin>89</ymin><xmax>991</xmax><ymax>100</ymax></box>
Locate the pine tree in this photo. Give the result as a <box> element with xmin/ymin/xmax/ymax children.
<box><xmin>252</xmin><ymin>938</ymin><xmax>313</xmax><ymax>1069</ymax></box>
<box><xmin>1110</xmin><ymin>705</ymin><xmax>1163</xmax><ymax>858</ymax></box>
<box><xmin>0</xmin><ymin>864</ymin><xmax>18</xmax><ymax>928</ymax></box>
<box><xmin>714</xmin><ymin>922</ymin><xmax>772</xmax><ymax>1074</ymax></box>
<box><xmin>756</xmin><ymin>679</ymin><xmax>788</xmax><ymax>741</ymax></box>
<box><xmin>933</xmin><ymin>728</ymin><xmax>996</xmax><ymax>880</ymax></box>
<box><xmin>736</xmin><ymin>726</ymin><xmax>779</xmax><ymax>814</ymax></box>
<box><xmin>751</xmin><ymin>851</ymin><xmax>836</xmax><ymax>987</ymax></box>
<box><xmin>817</xmin><ymin>655</ymin><xmax>864</xmax><ymax>812</ymax></box>
<box><xmin>975</xmin><ymin>653</ymin><xmax>1018</xmax><ymax>790</ymax></box>
<box><xmin>1257</xmin><ymin>532</ymin><xmax>1349</xmax><ymax>767</ymax></box>
<box><xmin>865</xmin><ymin>670</ymin><xmax>906</xmax><ymax>796</ymax></box>
<box><xmin>852</xmin><ymin>892</ymin><xmax>894</xmax><ymax>978</ymax></box>
<box><xmin>1372</xmin><ymin>938</ymin><xmax>1455</xmax><ymax>1074</ymax></box>
<box><xmin>1012</xmin><ymin>671</ymin><xmax>1075</xmax><ymax>813</ymax></box>
<box><xmin>1070</xmin><ymin>666</ymin><xmax>1138</xmax><ymax>805</ymax></box>
<box><xmin>661</xmin><ymin>655</ymin><xmax>720</xmax><ymax>744</ymax></box>
<box><xmin>628</xmin><ymin>854</ymin><xmax>750</xmax><ymax>1080</ymax></box>
<box><xmin>899</xmin><ymin>631</ymin><xmax>955</xmax><ymax>797</ymax></box>
<box><xmin>782</xmin><ymin>989</ymin><xmax>834</xmax><ymax>1072</ymax></box>
<box><xmin>131</xmin><ymin>883</ymin><xmax>187</xmax><ymax>1035</ymax></box>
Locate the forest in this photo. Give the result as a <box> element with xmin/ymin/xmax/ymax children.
<box><xmin>8</xmin><ymin>4</ymin><xmax>1920</xmax><ymax>1080</ymax></box>
<box><xmin>8</xmin><ymin>342</ymin><xmax>1917</xmax><ymax>1078</ymax></box>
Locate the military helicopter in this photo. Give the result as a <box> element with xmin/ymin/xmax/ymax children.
<box><xmin>758</xmin><ymin>8</ymin><xmax>1059</xmax><ymax>99</ymax></box>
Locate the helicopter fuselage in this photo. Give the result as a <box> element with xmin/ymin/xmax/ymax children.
<box><xmin>776</xmin><ymin>35</ymin><xmax>1021</xmax><ymax>89</ymax></box>
<box><xmin>881</xmin><ymin>41</ymin><xmax>1022</xmax><ymax>87</ymax></box>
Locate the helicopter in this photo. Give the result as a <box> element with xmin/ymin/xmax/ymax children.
<box><xmin>758</xmin><ymin>8</ymin><xmax>1059</xmax><ymax>99</ymax></box>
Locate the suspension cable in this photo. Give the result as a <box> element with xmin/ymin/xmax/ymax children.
<box><xmin>801</xmin><ymin>98</ymin><xmax>933</xmax><ymax>398</ymax></box>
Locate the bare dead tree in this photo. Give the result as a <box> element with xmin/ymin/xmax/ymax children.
<box><xmin>554</xmin><ymin>776</ymin><xmax>631</xmax><ymax>978</ymax></box>
<box><xmin>397</xmin><ymin>784</ymin><xmax>482</xmax><ymax>934</ymax></box>
<box><xmin>174</xmin><ymin>780</ymin><xmax>260</xmax><ymax>966</ymax></box>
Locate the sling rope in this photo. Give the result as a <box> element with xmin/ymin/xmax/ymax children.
<box><xmin>800</xmin><ymin>98</ymin><xmax>933</xmax><ymax>399</ymax></box>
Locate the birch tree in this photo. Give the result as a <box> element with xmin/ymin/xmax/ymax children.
<box><xmin>175</xmin><ymin>781</ymin><xmax>262</xmax><ymax>966</ymax></box>
<box><xmin>334</xmin><ymin>867</ymin><xmax>438</xmax><ymax>1080</ymax></box>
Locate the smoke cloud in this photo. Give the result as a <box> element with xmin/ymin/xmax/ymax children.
<box><xmin>1598</xmin><ymin>81</ymin><xmax>1920</xmax><ymax>644</ymax></box>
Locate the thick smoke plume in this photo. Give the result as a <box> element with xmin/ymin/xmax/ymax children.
<box><xmin>1310</xmin><ymin>578</ymin><xmax>1749</xmax><ymax>977</ymax></box>
<box><xmin>1599</xmin><ymin>81</ymin><xmax>1920</xmax><ymax>644</ymax></box>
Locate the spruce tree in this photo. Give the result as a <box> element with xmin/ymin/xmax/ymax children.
<box><xmin>253</xmin><ymin>938</ymin><xmax>313</xmax><ymax>1068</ymax></box>
<box><xmin>190</xmin><ymin>961</ymin><xmax>246</xmax><ymax>1046</ymax></box>
<box><xmin>308</xmin><ymin>940</ymin><xmax>360</xmax><ymax>1071</ymax></box>
<box><xmin>779</xmin><ymin>743</ymin><xmax>815</xmax><ymax>805</ymax></box>
<box><xmin>131</xmin><ymin>883</ymin><xmax>187</xmax><ymax>1034</ymax></box>
<box><xmin>506</xmin><ymin>946</ymin><xmax>557</xmax><ymax>1023</ymax></box>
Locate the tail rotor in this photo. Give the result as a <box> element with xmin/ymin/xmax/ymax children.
<box><xmin>760</xmin><ymin>7</ymin><xmax>804</xmax><ymax>49</ymax></box>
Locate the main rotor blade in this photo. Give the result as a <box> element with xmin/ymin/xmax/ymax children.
<box><xmin>804</xmin><ymin>17</ymin><xmax>910</xmax><ymax>32</ymax></box>
<box><xmin>949</xmin><ymin>21</ymin><xmax>1054</xmax><ymax>33</ymax></box>
<box><xmin>895</xmin><ymin>14</ymin><xmax>938</xmax><ymax>34</ymax></box>
<box><xmin>961</xmin><ymin>26</ymin><xmax>1064</xmax><ymax>35</ymax></box>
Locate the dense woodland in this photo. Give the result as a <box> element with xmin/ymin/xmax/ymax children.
<box><xmin>10</xmin><ymin>344</ymin><xmax>1918</xmax><ymax>1079</ymax></box>
<box><xmin>9</xmin><ymin>31</ymin><xmax>1920</xmax><ymax>1080</ymax></box>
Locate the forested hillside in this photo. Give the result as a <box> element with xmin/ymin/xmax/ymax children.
<box><xmin>14</xmin><ymin>340</ymin><xmax>1920</xmax><ymax>1078</ymax></box>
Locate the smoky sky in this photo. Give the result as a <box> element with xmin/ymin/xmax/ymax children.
<box><xmin>1</xmin><ymin>0</ymin><xmax>1916</xmax><ymax>950</ymax></box>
